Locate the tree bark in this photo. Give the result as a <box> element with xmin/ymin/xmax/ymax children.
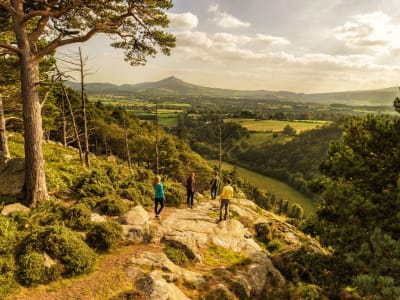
<box><xmin>0</xmin><ymin>94</ymin><xmax>10</xmax><ymax>162</ymax></box>
<box><xmin>79</xmin><ymin>47</ymin><xmax>90</xmax><ymax>168</ymax></box>
<box><xmin>13</xmin><ymin>2</ymin><xmax>49</xmax><ymax>207</ymax></box>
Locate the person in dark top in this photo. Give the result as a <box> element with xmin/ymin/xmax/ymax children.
<box><xmin>153</xmin><ymin>175</ymin><xmax>165</xmax><ymax>220</ymax></box>
<box><xmin>186</xmin><ymin>172</ymin><xmax>195</xmax><ymax>209</ymax></box>
<box><xmin>210</xmin><ymin>172</ymin><xmax>220</xmax><ymax>200</ymax></box>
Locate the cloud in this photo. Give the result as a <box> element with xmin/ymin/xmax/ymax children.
<box><xmin>254</xmin><ymin>34</ymin><xmax>291</xmax><ymax>46</ymax></box>
<box><xmin>208</xmin><ymin>4</ymin><xmax>250</xmax><ymax>28</ymax></box>
<box><xmin>334</xmin><ymin>11</ymin><xmax>400</xmax><ymax>50</ymax></box>
<box><xmin>167</xmin><ymin>12</ymin><xmax>198</xmax><ymax>30</ymax></box>
<box><xmin>175</xmin><ymin>31</ymin><xmax>212</xmax><ymax>48</ymax></box>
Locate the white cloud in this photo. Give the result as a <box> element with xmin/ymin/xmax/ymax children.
<box><xmin>167</xmin><ymin>12</ymin><xmax>198</xmax><ymax>30</ymax></box>
<box><xmin>208</xmin><ymin>4</ymin><xmax>250</xmax><ymax>28</ymax></box>
<box><xmin>254</xmin><ymin>34</ymin><xmax>291</xmax><ymax>46</ymax></box>
<box><xmin>175</xmin><ymin>31</ymin><xmax>212</xmax><ymax>48</ymax></box>
<box><xmin>208</xmin><ymin>4</ymin><xmax>219</xmax><ymax>13</ymax></box>
<box><xmin>334</xmin><ymin>11</ymin><xmax>400</xmax><ymax>51</ymax></box>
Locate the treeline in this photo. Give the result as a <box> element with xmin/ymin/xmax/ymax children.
<box><xmin>235</xmin><ymin>123</ymin><xmax>344</xmax><ymax>196</ymax></box>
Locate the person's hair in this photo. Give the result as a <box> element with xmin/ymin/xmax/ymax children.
<box><xmin>190</xmin><ymin>172</ymin><xmax>195</xmax><ymax>178</ymax></box>
<box><xmin>153</xmin><ymin>175</ymin><xmax>161</xmax><ymax>185</ymax></box>
<box><xmin>226</xmin><ymin>179</ymin><xmax>231</xmax><ymax>184</ymax></box>
<box><xmin>214</xmin><ymin>172</ymin><xmax>218</xmax><ymax>176</ymax></box>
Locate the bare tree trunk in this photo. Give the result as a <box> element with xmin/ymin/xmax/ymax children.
<box><xmin>79</xmin><ymin>47</ymin><xmax>90</xmax><ymax>168</ymax></box>
<box><xmin>0</xmin><ymin>94</ymin><xmax>10</xmax><ymax>162</ymax></box>
<box><xmin>124</xmin><ymin>120</ymin><xmax>132</xmax><ymax>171</ymax></box>
<box><xmin>61</xmin><ymin>84</ymin><xmax>84</xmax><ymax>166</ymax></box>
<box><xmin>218</xmin><ymin>125</ymin><xmax>222</xmax><ymax>179</ymax></box>
<box><xmin>155</xmin><ymin>100</ymin><xmax>159</xmax><ymax>174</ymax></box>
<box><xmin>61</xmin><ymin>93</ymin><xmax>67</xmax><ymax>148</ymax></box>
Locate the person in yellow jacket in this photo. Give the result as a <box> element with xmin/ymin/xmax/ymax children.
<box><xmin>218</xmin><ymin>179</ymin><xmax>234</xmax><ymax>222</ymax></box>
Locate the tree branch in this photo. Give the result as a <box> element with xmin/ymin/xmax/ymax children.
<box><xmin>0</xmin><ymin>43</ymin><xmax>21</xmax><ymax>54</ymax></box>
<box><xmin>29</xmin><ymin>16</ymin><xmax>49</xmax><ymax>45</ymax></box>
<box><xmin>0</xmin><ymin>2</ymin><xmax>16</xmax><ymax>15</ymax></box>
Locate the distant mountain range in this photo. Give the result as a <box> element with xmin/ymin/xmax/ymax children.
<box><xmin>66</xmin><ymin>76</ymin><xmax>399</xmax><ymax>106</ymax></box>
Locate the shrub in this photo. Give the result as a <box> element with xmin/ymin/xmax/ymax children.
<box><xmin>267</xmin><ymin>239</ymin><xmax>282</xmax><ymax>252</ymax></box>
<box><xmin>254</xmin><ymin>222</ymin><xmax>272</xmax><ymax>243</ymax></box>
<box><xmin>30</xmin><ymin>199</ymin><xmax>66</xmax><ymax>226</ymax></box>
<box><xmin>65</xmin><ymin>203</ymin><xmax>92</xmax><ymax>230</ymax></box>
<box><xmin>79</xmin><ymin>196</ymin><xmax>102</xmax><ymax>209</ymax></box>
<box><xmin>164</xmin><ymin>245</ymin><xmax>190</xmax><ymax>266</ymax></box>
<box><xmin>86</xmin><ymin>221</ymin><xmax>123</xmax><ymax>251</ymax></box>
<box><xmin>164</xmin><ymin>182</ymin><xmax>186</xmax><ymax>207</ymax></box>
<box><xmin>76</xmin><ymin>170</ymin><xmax>115</xmax><ymax>197</ymax></box>
<box><xmin>18</xmin><ymin>252</ymin><xmax>48</xmax><ymax>286</ymax></box>
<box><xmin>17</xmin><ymin>225</ymin><xmax>96</xmax><ymax>279</ymax></box>
<box><xmin>289</xmin><ymin>203</ymin><xmax>304</xmax><ymax>220</ymax></box>
<box><xmin>0</xmin><ymin>255</ymin><xmax>16</xmax><ymax>299</ymax></box>
<box><xmin>0</xmin><ymin>216</ymin><xmax>18</xmax><ymax>254</ymax></box>
<box><xmin>98</xmin><ymin>196</ymin><xmax>128</xmax><ymax>216</ymax></box>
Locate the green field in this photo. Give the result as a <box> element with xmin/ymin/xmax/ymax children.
<box><xmin>225</xmin><ymin>118</ymin><xmax>330</xmax><ymax>133</ymax></box>
<box><xmin>211</xmin><ymin>161</ymin><xmax>316</xmax><ymax>215</ymax></box>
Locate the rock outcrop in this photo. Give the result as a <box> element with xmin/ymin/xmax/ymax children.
<box><xmin>121</xmin><ymin>198</ymin><xmax>320</xmax><ymax>299</ymax></box>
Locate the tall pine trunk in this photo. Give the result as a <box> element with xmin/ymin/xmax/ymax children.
<box><xmin>13</xmin><ymin>9</ymin><xmax>49</xmax><ymax>207</ymax></box>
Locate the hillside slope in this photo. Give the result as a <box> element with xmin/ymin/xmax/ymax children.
<box><xmin>7</xmin><ymin>198</ymin><xmax>327</xmax><ymax>300</ymax></box>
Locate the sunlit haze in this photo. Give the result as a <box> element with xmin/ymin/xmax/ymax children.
<box><xmin>58</xmin><ymin>0</ymin><xmax>400</xmax><ymax>93</ymax></box>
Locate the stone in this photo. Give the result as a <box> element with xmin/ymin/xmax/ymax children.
<box><xmin>1</xmin><ymin>203</ymin><xmax>30</xmax><ymax>216</ymax></box>
<box><xmin>119</xmin><ymin>205</ymin><xmax>151</xmax><ymax>243</ymax></box>
<box><xmin>0</xmin><ymin>158</ymin><xmax>25</xmax><ymax>197</ymax></box>
<box><xmin>90</xmin><ymin>213</ymin><xmax>107</xmax><ymax>223</ymax></box>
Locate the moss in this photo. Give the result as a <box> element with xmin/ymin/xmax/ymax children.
<box><xmin>204</xmin><ymin>243</ymin><xmax>250</xmax><ymax>270</ymax></box>
<box><xmin>65</xmin><ymin>203</ymin><xmax>92</xmax><ymax>230</ymax></box>
<box><xmin>0</xmin><ymin>255</ymin><xmax>17</xmax><ymax>299</ymax></box>
<box><xmin>86</xmin><ymin>221</ymin><xmax>123</xmax><ymax>252</ymax></box>
<box><xmin>0</xmin><ymin>216</ymin><xmax>18</xmax><ymax>254</ymax></box>
<box><xmin>266</xmin><ymin>239</ymin><xmax>282</xmax><ymax>252</ymax></box>
<box><xmin>164</xmin><ymin>245</ymin><xmax>190</xmax><ymax>266</ymax></box>
<box><xmin>254</xmin><ymin>222</ymin><xmax>272</xmax><ymax>243</ymax></box>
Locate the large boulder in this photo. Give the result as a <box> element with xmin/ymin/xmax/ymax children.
<box><xmin>0</xmin><ymin>158</ymin><xmax>24</xmax><ymax>197</ymax></box>
<box><xmin>119</xmin><ymin>205</ymin><xmax>152</xmax><ymax>243</ymax></box>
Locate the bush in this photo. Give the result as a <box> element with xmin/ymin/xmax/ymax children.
<box><xmin>18</xmin><ymin>252</ymin><xmax>48</xmax><ymax>286</ymax></box>
<box><xmin>289</xmin><ymin>203</ymin><xmax>304</xmax><ymax>220</ymax></box>
<box><xmin>79</xmin><ymin>196</ymin><xmax>102</xmax><ymax>209</ymax></box>
<box><xmin>98</xmin><ymin>197</ymin><xmax>129</xmax><ymax>216</ymax></box>
<box><xmin>30</xmin><ymin>199</ymin><xmax>66</xmax><ymax>226</ymax></box>
<box><xmin>17</xmin><ymin>225</ymin><xmax>97</xmax><ymax>279</ymax></box>
<box><xmin>254</xmin><ymin>222</ymin><xmax>272</xmax><ymax>243</ymax></box>
<box><xmin>76</xmin><ymin>170</ymin><xmax>115</xmax><ymax>197</ymax></box>
<box><xmin>164</xmin><ymin>245</ymin><xmax>190</xmax><ymax>266</ymax></box>
<box><xmin>0</xmin><ymin>216</ymin><xmax>18</xmax><ymax>254</ymax></box>
<box><xmin>86</xmin><ymin>221</ymin><xmax>123</xmax><ymax>251</ymax></box>
<box><xmin>267</xmin><ymin>239</ymin><xmax>282</xmax><ymax>252</ymax></box>
<box><xmin>0</xmin><ymin>255</ymin><xmax>16</xmax><ymax>299</ymax></box>
<box><xmin>65</xmin><ymin>203</ymin><xmax>92</xmax><ymax>230</ymax></box>
<box><xmin>163</xmin><ymin>182</ymin><xmax>186</xmax><ymax>207</ymax></box>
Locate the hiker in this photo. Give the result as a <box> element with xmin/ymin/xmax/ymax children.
<box><xmin>210</xmin><ymin>172</ymin><xmax>220</xmax><ymax>200</ymax></box>
<box><xmin>218</xmin><ymin>179</ymin><xmax>234</xmax><ymax>222</ymax></box>
<box><xmin>186</xmin><ymin>172</ymin><xmax>195</xmax><ymax>209</ymax></box>
<box><xmin>153</xmin><ymin>175</ymin><xmax>165</xmax><ymax>219</ymax></box>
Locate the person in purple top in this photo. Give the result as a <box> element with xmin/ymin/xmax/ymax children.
<box><xmin>186</xmin><ymin>172</ymin><xmax>195</xmax><ymax>209</ymax></box>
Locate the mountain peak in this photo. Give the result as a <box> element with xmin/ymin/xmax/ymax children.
<box><xmin>157</xmin><ymin>76</ymin><xmax>184</xmax><ymax>84</ymax></box>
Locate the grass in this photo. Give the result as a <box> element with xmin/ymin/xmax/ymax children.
<box><xmin>225</xmin><ymin>118</ymin><xmax>330</xmax><ymax>133</ymax></box>
<box><xmin>203</xmin><ymin>243</ymin><xmax>250</xmax><ymax>270</ymax></box>
<box><xmin>214</xmin><ymin>161</ymin><xmax>316</xmax><ymax>215</ymax></box>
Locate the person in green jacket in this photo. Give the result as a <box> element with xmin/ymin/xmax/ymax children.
<box><xmin>153</xmin><ymin>175</ymin><xmax>165</xmax><ymax>220</ymax></box>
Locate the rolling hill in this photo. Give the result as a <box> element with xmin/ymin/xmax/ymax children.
<box><xmin>66</xmin><ymin>76</ymin><xmax>399</xmax><ymax>106</ymax></box>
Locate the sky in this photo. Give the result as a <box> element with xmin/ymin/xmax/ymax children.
<box><xmin>58</xmin><ymin>0</ymin><xmax>400</xmax><ymax>93</ymax></box>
